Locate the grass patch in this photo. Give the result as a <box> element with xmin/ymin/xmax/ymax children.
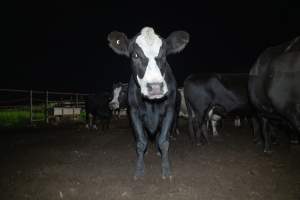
<box><xmin>0</xmin><ymin>108</ymin><xmax>44</xmax><ymax>128</ymax></box>
<box><xmin>0</xmin><ymin>107</ymin><xmax>86</xmax><ymax>128</ymax></box>
<box><xmin>0</xmin><ymin>110</ymin><xmax>31</xmax><ymax>127</ymax></box>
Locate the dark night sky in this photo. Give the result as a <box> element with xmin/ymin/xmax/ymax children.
<box><xmin>2</xmin><ymin>0</ymin><xmax>299</xmax><ymax>93</ymax></box>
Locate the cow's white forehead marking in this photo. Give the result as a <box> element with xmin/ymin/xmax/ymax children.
<box><xmin>136</xmin><ymin>27</ymin><xmax>162</xmax><ymax>59</ymax></box>
<box><xmin>135</xmin><ymin>27</ymin><xmax>167</xmax><ymax>99</ymax></box>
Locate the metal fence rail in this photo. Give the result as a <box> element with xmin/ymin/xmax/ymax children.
<box><xmin>0</xmin><ymin>89</ymin><xmax>92</xmax><ymax>126</ymax></box>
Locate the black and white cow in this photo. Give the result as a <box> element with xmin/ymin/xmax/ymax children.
<box><xmin>206</xmin><ymin>106</ymin><xmax>248</xmax><ymax>136</ymax></box>
<box><xmin>109</xmin><ymin>82</ymin><xmax>128</xmax><ymax>119</ymax></box>
<box><xmin>85</xmin><ymin>92</ymin><xmax>112</xmax><ymax>131</ymax></box>
<box><xmin>184</xmin><ymin>73</ymin><xmax>252</xmax><ymax>144</ymax></box>
<box><xmin>108</xmin><ymin>27</ymin><xmax>189</xmax><ymax>179</ymax></box>
<box><xmin>205</xmin><ymin>104</ymin><xmax>226</xmax><ymax>136</ymax></box>
<box><xmin>248</xmin><ymin>36</ymin><xmax>300</xmax><ymax>153</ymax></box>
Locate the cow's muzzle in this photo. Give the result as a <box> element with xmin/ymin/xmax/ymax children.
<box><xmin>147</xmin><ymin>82</ymin><xmax>164</xmax><ymax>95</ymax></box>
<box><xmin>109</xmin><ymin>102</ymin><xmax>119</xmax><ymax>110</ymax></box>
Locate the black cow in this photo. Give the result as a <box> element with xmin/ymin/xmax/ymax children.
<box><xmin>184</xmin><ymin>73</ymin><xmax>252</xmax><ymax>144</ymax></box>
<box><xmin>109</xmin><ymin>82</ymin><xmax>128</xmax><ymax>119</ymax></box>
<box><xmin>108</xmin><ymin>27</ymin><xmax>189</xmax><ymax>179</ymax></box>
<box><xmin>248</xmin><ymin>36</ymin><xmax>300</xmax><ymax>153</ymax></box>
<box><xmin>85</xmin><ymin>92</ymin><xmax>112</xmax><ymax>132</ymax></box>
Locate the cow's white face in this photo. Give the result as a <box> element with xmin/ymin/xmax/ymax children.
<box><xmin>135</xmin><ymin>27</ymin><xmax>167</xmax><ymax>99</ymax></box>
<box><xmin>109</xmin><ymin>86</ymin><xmax>121</xmax><ymax>110</ymax></box>
<box><xmin>108</xmin><ymin>26</ymin><xmax>189</xmax><ymax>100</ymax></box>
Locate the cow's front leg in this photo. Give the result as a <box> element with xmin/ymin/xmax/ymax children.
<box><xmin>158</xmin><ymin>109</ymin><xmax>174</xmax><ymax>179</ymax></box>
<box><xmin>130</xmin><ymin>109</ymin><xmax>148</xmax><ymax>179</ymax></box>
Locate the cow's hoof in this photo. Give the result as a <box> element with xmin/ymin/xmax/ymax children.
<box><xmin>133</xmin><ymin>174</ymin><xmax>144</xmax><ymax>181</ymax></box>
<box><xmin>162</xmin><ymin>175</ymin><xmax>173</xmax><ymax>181</ymax></box>
<box><xmin>162</xmin><ymin>168</ymin><xmax>171</xmax><ymax>180</ymax></box>
<box><xmin>196</xmin><ymin>143</ymin><xmax>201</xmax><ymax>146</ymax></box>
<box><xmin>134</xmin><ymin>169</ymin><xmax>144</xmax><ymax>180</ymax></box>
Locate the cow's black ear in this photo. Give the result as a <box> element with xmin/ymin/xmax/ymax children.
<box><xmin>166</xmin><ymin>31</ymin><xmax>189</xmax><ymax>55</ymax></box>
<box><xmin>107</xmin><ymin>31</ymin><xmax>129</xmax><ymax>57</ymax></box>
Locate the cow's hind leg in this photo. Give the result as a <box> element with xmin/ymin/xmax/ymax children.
<box><xmin>195</xmin><ymin>114</ymin><xmax>208</xmax><ymax>145</ymax></box>
<box><xmin>188</xmin><ymin>117</ymin><xmax>197</xmax><ymax>143</ymax></box>
<box><xmin>286</xmin><ymin>113</ymin><xmax>300</xmax><ymax>144</ymax></box>
<box><xmin>200</xmin><ymin>121</ymin><xmax>209</xmax><ymax>144</ymax></box>
<box><xmin>186</xmin><ymin>100</ymin><xmax>197</xmax><ymax>144</ymax></box>
<box><xmin>262</xmin><ymin>117</ymin><xmax>272</xmax><ymax>153</ymax></box>
<box><xmin>251</xmin><ymin>116</ymin><xmax>262</xmax><ymax>145</ymax></box>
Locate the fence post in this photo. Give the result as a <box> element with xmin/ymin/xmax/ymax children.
<box><xmin>76</xmin><ymin>93</ymin><xmax>79</xmax><ymax>107</ymax></box>
<box><xmin>45</xmin><ymin>91</ymin><xmax>49</xmax><ymax>124</ymax></box>
<box><xmin>30</xmin><ymin>90</ymin><xmax>33</xmax><ymax>125</ymax></box>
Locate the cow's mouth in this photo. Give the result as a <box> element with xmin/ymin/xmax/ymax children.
<box><xmin>148</xmin><ymin>93</ymin><xmax>165</xmax><ymax>99</ymax></box>
<box><xmin>146</xmin><ymin>90</ymin><xmax>167</xmax><ymax>100</ymax></box>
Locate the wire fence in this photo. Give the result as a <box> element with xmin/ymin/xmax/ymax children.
<box><xmin>0</xmin><ymin>89</ymin><xmax>91</xmax><ymax>127</ymax></box>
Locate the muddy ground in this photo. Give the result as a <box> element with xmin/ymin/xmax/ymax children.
<box><xmin>0</xmin><ymin>118</ymin><xmax>300</xmax><ymax>200</ymax></box>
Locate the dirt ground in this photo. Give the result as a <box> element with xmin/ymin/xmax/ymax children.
<box><xmin>0</xmin><ymin>118</ymin><xmax>300</xmax><ymax>200</ymax></box>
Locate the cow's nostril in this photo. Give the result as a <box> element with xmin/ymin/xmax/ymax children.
<box><xmin>147</xmin><ymin>82</ymin><xmax>164</xmax><ymax>95</ymax></box>
<box><xmin>147</xmin><ymin>83</ymin><xmax>153</xmax><ymax>91</ymax></box>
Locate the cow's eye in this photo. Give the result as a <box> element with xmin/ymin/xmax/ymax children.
<box><xmin>133</xmin><ymin>53</ymin><xmax>139</xmax><ymax>59</ymax></box>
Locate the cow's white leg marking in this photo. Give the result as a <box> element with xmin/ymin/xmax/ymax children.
<box><xmin>212</xmin><ymin>120</ymin><xmax>218</xmax><ymax>136</ymax></box>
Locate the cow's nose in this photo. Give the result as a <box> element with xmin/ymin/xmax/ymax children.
<box><xmin>147</xmin><ymin>82</ymin><xmax>163</xmax><ymax>94</ymax></box>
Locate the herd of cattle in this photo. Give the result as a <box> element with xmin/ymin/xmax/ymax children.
<box><xmin>85</xmin><ymin>27</ymin><xmax>299</xmax><ymax>179</ymax></box>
